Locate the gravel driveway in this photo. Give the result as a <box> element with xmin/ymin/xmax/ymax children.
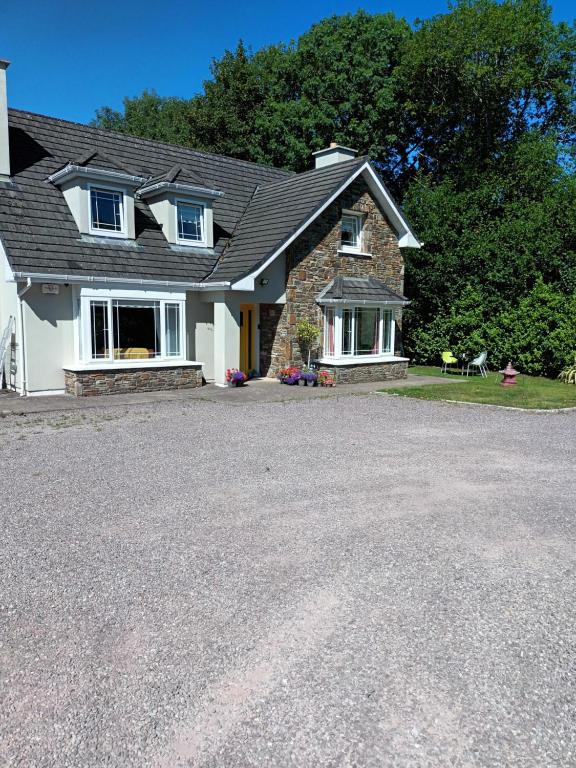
<box><xmin>1</xmin><ymin>394</ymin><xmax>575</xmax><ymax>767</ymax></box>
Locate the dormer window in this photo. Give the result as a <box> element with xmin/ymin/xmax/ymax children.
<box><xmin>47</xmin><ymin>150</ymin><xmax>144</xmax><ymax>240</ymax></box>
<box><xmin>89</xmin><ymin>186</ymin><xmax>125</xmax><ymax>236</ymax></box>
<box><xmin>176</xmin><ymin>201</ymin><xmax>205</xmax><ymax>245</ymax></box>
<box><xmin>341</xmin><ymin>212</ymin><xmax>363</xmax><ymax>251</ymax></box>
<box><xmin>137</xmin><ymin>165</ymin><xmax>223</xmax><ymax>249</ymax></box>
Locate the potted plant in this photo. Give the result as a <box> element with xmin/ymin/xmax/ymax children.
<box><xmin>318</xmin><ymin>370</ymin><xmax>335</xmax><ymax>387</ymax></box>
<box><xmin>300</xmin><ymin>367</ymin><xmax>318</xmax><ymax>386</ymax></box>
<box><xmin>296</xmin><ymin>320</ymin><xmax>321</xmax><ymax>368</ymax></box>
<box><xmin>226</xmin><ymin>368</ymin><xmax>248</xmax><ymax>387</ymax></box>
<box><xmin>277</xmin><ymin>366</ymin><xmax>302</xmax><ymax>385</ymax></box>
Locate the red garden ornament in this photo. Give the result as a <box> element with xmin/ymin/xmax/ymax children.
<box><xmin>499</xmin><ymin>361</ymin><xmax>519</xmax><ymax>387</ymax></box>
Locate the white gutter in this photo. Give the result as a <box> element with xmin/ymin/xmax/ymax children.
<box><xmin>17</xmin><ymin>278</ymin><xmax>32</xmax><ymax>396</ymax></box>
<box><xmin>137</xmin><ymin>181</ymin><xmax>224</xmax><ymax>199</ymax></box>
<box><xmin>11</xmin><ymin>271</ymin><xmax>231</xmax><ymax>291</ymax></box>
<box><xmin>318</xmin><ymin>299</ymin><xmax>409</xmax><ymax>306</ymax></box>
<box><xmin>47</xmin><ymin>165</ymin><xmax>147</xmax><ymax>187</ymax></box>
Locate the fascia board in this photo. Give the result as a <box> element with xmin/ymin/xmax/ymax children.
<box><xmin>362</xmin><ymin>164</ymin><xmax>422</xmax><ymax>249</ymax></box>
<box><xmin>230</xmin><ymin>162</ymin><xmax>368</xmax><ymax>289</ymax></box>
<box><xmin>11</xmin><ymin>270</ymin><xmax>230</xmax><ymax>291</ymax></box>
<box><xmin>137</xmin><ymin>181</ymin><xmax>224</xmax><ymax>200</ymax></box>
<box><xmin>48</xmin><ymin>165</ymin><xmax>146</xmax><ymax>187</ymax></box>
<box><xmin>230</xmin><ymin>161</ymin><xmax>421</xmax><ymax>289</ymax></box>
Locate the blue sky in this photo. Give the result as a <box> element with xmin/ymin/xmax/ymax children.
<box><xmin>1</xmin><ymin>0</ymin><xmax>574</xmax><ymax>124</ymax></box>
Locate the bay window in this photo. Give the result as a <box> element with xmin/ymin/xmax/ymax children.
<box><xmin>82</xmin><ymin>296</ymin><xmax>184</xmax><ymax>362</ymax></box>
<box><xmin>323</xmin><ymin>305</ymin><xmax>395</xmax><ymax>359</ymax></box>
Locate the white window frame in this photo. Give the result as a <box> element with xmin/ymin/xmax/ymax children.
<box><xmin>88</xmin><ymin>184</ymin><xmax>127</xmax><ymax>239</ymax></box>
<box><xmin>340</xmin><ymin>211</ymin><xmax>363</xmax><ymax>253</ymax></box>
<box><xmin>322</xmin><ymin>305</ymin><xmax>395</xmax><ymax>361</ymax></box>
<box><xmin>175</xmin><ymin>199</ymin><xmax>207</xmax><ymax>247</ymax></box>
<box><xmin>78</xmin><ymin>289</ymin><xmax>186</xmax><ymax>364</ymax></box>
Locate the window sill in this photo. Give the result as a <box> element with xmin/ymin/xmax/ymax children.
<box><xmin>64</xmin><ymin>359</ymin><xmax>202</xmax><ymax>372</ymax></box>
<box><xmin>88</xmin><ymin>229</ymin><xmax>128</xmax><ymax>240</ymax></box>
<box><xmin>175</xmin><ymin>239</ymin><xmax>208</xmax><ymax>248</ymax></box>
<box><xmin>316</xmin><ymin>355</ymin><xmax>409</xmax><ymax>366</ymax></box>
<box><xmin>81</xmin><ymin>234</ymin><xmax>139</xmax><ymax>247</ymax></box>
<box><xmin>337</xmin><ymin>248</ymin><xmax>372</xmax><ymax>259</ymax></box>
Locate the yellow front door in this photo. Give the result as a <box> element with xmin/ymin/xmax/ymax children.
<box><xmin>239</xmin><ymin>304</ymin><xmax>256</xmax><ymax>374</ymax></box>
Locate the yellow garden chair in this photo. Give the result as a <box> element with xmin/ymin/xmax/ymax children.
<box><xmin>441</xmin><ymin>350</ymin><xmax>457</xmax><ymax>374</ymax></box>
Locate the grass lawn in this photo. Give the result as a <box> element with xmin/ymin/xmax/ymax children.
<box><xmin>392</xmin><ymin>366</ymin><xmax>576</xmax><ymax>409</ymax></box>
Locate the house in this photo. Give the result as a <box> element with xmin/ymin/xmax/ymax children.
<box><xmin>0</xmin><ymin>60</ymin><xmax>421</xmax><ymax>396</ymax></box>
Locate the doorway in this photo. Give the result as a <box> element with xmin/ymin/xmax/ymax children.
<box><xmin>239</xmin><ymin>304</ymin><xmax>256</xmax><ymax>374</ymax></box>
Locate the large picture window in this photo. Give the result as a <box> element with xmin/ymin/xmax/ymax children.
<box><xmin>113</xmin><ymin>301</ymin><xmax>160</xmax><ymax>359</ymax></box>
<box><xmin>83</xmin><ymin>297</ymin><xmax>183</xmax><ymax>362</ymax></box>
<box><xmin>323</xmin><ymin>306</ymin><xmax>394</xmax><ymax>359</ymax></box>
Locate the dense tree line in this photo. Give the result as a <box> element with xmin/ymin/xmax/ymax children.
<box><xmin>94</xmin><ymin>0</ymin><xmax>576</xmax><ymax>375</ymax></box>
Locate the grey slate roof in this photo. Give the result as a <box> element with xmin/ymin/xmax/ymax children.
<box><xmin>317</xmin><ymin>276</ymin><xmax>408</xmax><ymax>304</ymax></box>
<box><xmin>73</xmin><ymin>149</ymin><xmax>141</xmax><ymax>176</ymax></box>
<box><xmin>0</xmin><ymin>110</ymin><xmax>410</xmax><ymax>286</ymax></box>
<box><xmin>0</xmin><ymin>109</ymin><xmax>289</xmax><ymax>283</ymax></box>
<box><xmin>208</xmin><ymin>156</ymin><xmax>367</xmax><ymax>283</ymax></box>
<box><xmin>143</xmin><ymin>164</ymin><xmax>209</xmax><ymax>189</ymax></box>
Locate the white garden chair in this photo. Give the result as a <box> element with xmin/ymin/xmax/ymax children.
<box><xmin>466</xmin><ymin>351</ymin><xmax>488</xmax><ymax>377</ymax></box>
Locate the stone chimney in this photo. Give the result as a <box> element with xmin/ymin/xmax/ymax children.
<box><xmin>312</xmin><ymin>141</ymin><xmax>357</xmax><ymax>169</ymax></box>
<box><xmin>0</xmin><ymin>59</ymin><xmax>10</xmax><ymax>182</ymax></box>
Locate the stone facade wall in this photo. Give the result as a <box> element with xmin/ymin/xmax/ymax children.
<box><xmin>259</xmin><ymin>304</ymin><xmax>285</xmax><ymax>377</ymax></box>
<box><xmin>319</xmin><ymin>360</ymin><xmax>408</xmax><ymax>384</ymax></box>
<box><xmin>259</xmin><ymin>177</ymin><xmax>405</xmax><ymax>378</ymax></box>
<box><xmin>64</xmin><ymin>364</ymin><xmax>203</xmax><ymax>397</ymax></box>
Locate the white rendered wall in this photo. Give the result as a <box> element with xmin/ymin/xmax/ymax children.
<box><xmin>212</xmin><ymin>293</ymin><xmax>240</xmax><ymax>386</ymax></box>
<box><xmin>22</xmin><ymin>284</ymin><xmax>75</xmax><ymax>393</ymax></box>
<box><xmin>186</xmin><ymin>293</ymin><xmax>214</xmax><ymax>382</ymax></box>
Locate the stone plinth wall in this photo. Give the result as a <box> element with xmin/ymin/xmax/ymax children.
<box><xmin>260</xmin><ymin>177</ymin><xmax>406</xmax><ymax>377</ymax></box>
<box><xmin>318</xmin><ymin>360</ymin><xmax>408</xmax><ymax>384</ymax></box>
<box><xmin>64</xmin><ymin>365</ymin><xmax>203</xmax><ymax>397</ymax></box>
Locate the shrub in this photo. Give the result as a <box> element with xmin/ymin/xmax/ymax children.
<box><xmin>407</xmin><ymin>282</ymin><xmax>576</xmax><ymax>377</ymax></box>
<box><xmin>559</xmin><ymin>356</ymin><xmax>576</xmax><ymax>385</ymax></box>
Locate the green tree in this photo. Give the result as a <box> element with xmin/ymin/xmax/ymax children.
<box><xmin>398</xmin><ymin>0</ymin><xmax>576</xmax><ymax>183</ymax></box>
<box><xmin>93</xmin><ymin>90</ymin><xmax>194</xmax><ymax>146</ymax></box>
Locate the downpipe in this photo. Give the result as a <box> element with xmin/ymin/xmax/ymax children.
<box><xmin>17</xmin><ymin>278</ymin><xmax>31</xmax><ymax>396</ymax></box>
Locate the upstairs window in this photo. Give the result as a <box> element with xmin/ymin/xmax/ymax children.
<box><xmin>89</xmin><ymin>187</ymin><xmax>125</xmax><ymax>236</ymax></box>
<box><xmin>177</xmin><ymin>202</ymin><xmax>205</xmax><ymax>245</ymax></box>
<box><xmin>341</xmin><ymin>213</ymin><xmax>362</xmax><ymax>251</ymax></box>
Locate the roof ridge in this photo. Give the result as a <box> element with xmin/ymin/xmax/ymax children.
<box><xmin>8</xmin><ymin>107</ymin><xmax>294</xmax><ymax>177</ymax></box>
<box><xmin>74</xmin><ymin>147</ymin><xmax>141</xmax><ymax>177</ymax></box>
